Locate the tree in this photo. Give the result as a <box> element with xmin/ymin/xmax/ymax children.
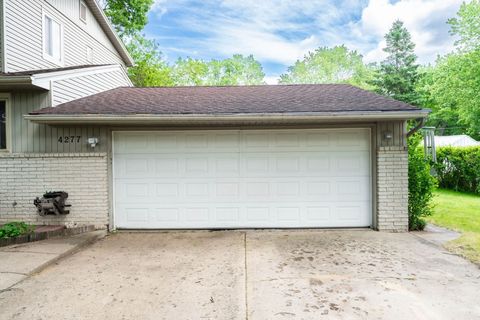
<box><xmin>104</xmin><ymin>0</ymin><xmax>174</xmax><ymax>86</ymax></box>
<box><xmin>416</xmin><ymin>2</ymin><xmax>480</xmax><ymax>139</ymax></box>
<box><xmin>171</xmin><ymin>55</ymin><xmax>265</xmax><ymax>86</ymax></box>
<box><xmin>448</xmin><ymin>0</ymin><xmax>480</xmax><ymax>52</ymax></box>
<box><xmin>279</xmin><ymin>45</ymin><xmax>374</xmax><ymax>89</ymax></box>
<box><xmin>171</xmin><ymin>58</ymin><xmax>209</xmax><ymax>86</ymax></box>
<box><xmin>373</xmin><ymin>20</ymin><xmax>419</xmax><ymax>104</ymax></box>
<box><xmin>104</xmin><ymin>0</ymin><xmax>154</xmax><ymax>37</ymax></box>
<box><xmin>417</xmin><ymin>51</ymin><xmax>480</xmax><ymax>139</ymax></box>
<box><xmin>126</xmin><ymin>34</ymin><xmax>174</xmax><ymax>87</ymax></box>
<box><xmin>205</xmin><ymin>55</ymin><xmax>265</xmax><ymax>86</ymax></box>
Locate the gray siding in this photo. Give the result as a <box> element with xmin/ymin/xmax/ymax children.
<box><xmin>4</xmin><ymin>0</ymin><xmax>124</xmax><ymax>72</ymax></box>
<box><xmin>11</xmin><ymin>91</ymin><xmax>109</xmax><ymax>153</ymax></box>
<box><xmin>10</xmin><ymin>90</ymin><xmax>109</xmax><ymax>153</ymax></box>
<box><xmin>52</xmin><ymin>68</ymin><xmax>129</xmax><ymax>105</ymax></box>
<box><xmin>376</xmin><ymin>121</ymin><xmax>407</xmax><ymax>148</ymax></box>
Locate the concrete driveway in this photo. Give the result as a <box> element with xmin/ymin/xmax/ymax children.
<box><xmin>0</xmin><ymin>230</ymin><xmax>479</xmax><ymax>320</ymax></box>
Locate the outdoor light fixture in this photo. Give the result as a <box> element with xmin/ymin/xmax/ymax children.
<box><xmin>88</xmin><ymin>137</ymin><xmax>99</xmax><ymax>148</ymax></box>
<box><xmin>383</xmin><ymin>132</ymin><xmax>393</xmax><ymax>140</ymax></box>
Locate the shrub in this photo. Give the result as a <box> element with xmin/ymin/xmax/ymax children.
<box><xmin>434</xmin><ymin>146</ymin><xmax>480</xmax><ymax>194</ymax></box>
<box><xmin>0</xmin><ymin>221</ymin><xmax>35</xmax><ymax>239</ymax></box>
<box><xmin>408</xmin><ymin>134</ymin><xmax>437</xmax><ymax>230</ymax></box>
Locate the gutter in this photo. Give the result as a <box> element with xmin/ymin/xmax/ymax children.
<box><xmin>0</xmin><ymin>76</ymin><xmax>33</xmax><ymax>86</ymax></box>
<box><xmin>0</xmin><ymin>65</ymin><xmax>129</xmax><ymax>90</ymax></box>
<box><xmin>25</xmin><ymin>110</ymin><xmax>431</xmax><ymax>125</ymax></box>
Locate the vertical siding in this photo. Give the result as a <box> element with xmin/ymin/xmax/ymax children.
<box><xmin>376</xmin><ymin>121</ymin><xmax>407</xmax><ymax>148</ymax></box>
<box><xmin>52</xmin><ymin>68</ymin><xmax>129</xmax><ymax>105</ymax></box>
<box><xmin>4</xmin><ymin>0</ymin><xmax>125</xmax><ymax>72</ymax></box>
<box><xmin>10</xmin><ymin>90</ymin><xmax>108</xmax><ymax>153</ymax></box>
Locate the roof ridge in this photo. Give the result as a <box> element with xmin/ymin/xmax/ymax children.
<box><xmin>129</xmin><ymin>83</ymin><xmax>354</xmax><ymax>89</ymax></box>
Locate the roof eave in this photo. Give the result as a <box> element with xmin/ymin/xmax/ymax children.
<box><xmin>24</xmin><ymin>110</ymin><xmax>430</xmax><ymax>125</ymax></box>
<box><xmin>85</xmin><ymin>0</ymin><xmax>134</xmax><ymax>67</ymax></box>
<box><xmin>0</xmin><ymin>76</ymin><xmax>49</xmax><ymax>90</ymax></box>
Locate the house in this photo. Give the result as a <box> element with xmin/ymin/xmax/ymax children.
<box><xmin>0</xmin><ymin>2</ymin><xmax>429</xmax><ymax>232</ymax></box>
<box><xmin>434</xmin><ymin>135</ymin><xmax>480</xmax><ymax>147</ymax></box>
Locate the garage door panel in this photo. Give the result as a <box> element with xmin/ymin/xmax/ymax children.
<box><xmin>113</xmin><ymin>129</ymin><xmax>372</xmax><ymax>229</ymax></box>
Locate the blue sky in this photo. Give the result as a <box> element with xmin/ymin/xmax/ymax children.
<box><xmin>144</xmin><ymin>0</ymin><xmax>463</xmax><ymax>83</ymax></box>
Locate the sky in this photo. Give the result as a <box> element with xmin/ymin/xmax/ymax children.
<box><xmin>143</xmin><ymin>0</ymin><xmax>463</xmax><ymax>84</ymax></box>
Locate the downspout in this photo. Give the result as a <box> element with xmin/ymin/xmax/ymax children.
<box><xmin>406</xmin><ymin>118</ymin><xmax>425</xmax><ymax>137</ymax></box>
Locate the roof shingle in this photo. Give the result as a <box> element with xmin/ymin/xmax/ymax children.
<box><xmin>30</xmin><ymin>84</ymin><xmax>422</xmax><ymax>115</ymax></box>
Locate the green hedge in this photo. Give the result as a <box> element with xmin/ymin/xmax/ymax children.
<box><xmin>434</xmin><ymin>146</ymin><xmax>480</xmax><ymax>194</ymax></box>
<box><xmin>408</xmin><ymin>134</ymin><xmax>437</xmax><ymax>230</ymax></box>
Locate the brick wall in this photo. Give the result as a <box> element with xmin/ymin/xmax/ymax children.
<box><xmin>376</xmin><ymin>146</ymin><xmax>409</xmax><ymax>232</ymax></box>
<box><xmin>0</xmin><ymin>153</ymin><xmax>109</xmax><ymax>229</ymax></box>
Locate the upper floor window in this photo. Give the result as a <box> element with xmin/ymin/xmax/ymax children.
<box><xmin>43</xmin><ymin>13</ymin><xmax>64</xmax><ymax>65</ymax></box>
<box><xmin>79</xmin><ymin>2</ymin><xmax>87</xmax><ymax>23</ymax></box>
<box><xmin>0</xmin><ymin>100</ymin><xmax>8</xmax><ymax>151</ymax></box>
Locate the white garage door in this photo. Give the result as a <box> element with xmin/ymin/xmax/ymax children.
<box><xmin>113</xmin><ymin>129</ymin><xmax>372</xmax><ymax>229</ymax></box>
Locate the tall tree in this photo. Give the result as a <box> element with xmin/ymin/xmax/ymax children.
<box><xmin>126</xmin><ymin>34</ymin><xmax>174</xmax><ymax>87</ymax></box>
<box><xmin>416</xmin><ymin>1</ymin><xmax>480</xmax><ymax>139</ymax></box>
<box><xmin>172</xmin><ymin>55</ymin><xmax>265</xmax><ymax>86</ymax></box>
<box><xmin>104</xmin><ymin>0</ymin><xmax>174</xmax><ymax>86</ymax></box>
<box><xmin>205</xmin><ymin>55</ymin><xmax>265</xmax><ymax>86</ymax></box>
<box><xmin>171</xmin><ymin>58</ymin><xmax>209</xmax><ymax>86</ymax></box>
<box><xmin>373</xmin><ymin>20</ymin><xmax>419</xmax><ymax>104</ymax></box>
<box><xmin>448</xmin><ymin>0</ymin><xmax>480</xmax><ymax>52</ymax></box>
<box><xmin>104</xmin><ymin>0</ymin><xmax>154</xmax><ymax>37</ymax></box>
<box><xmin>279</xmin><ymin>45</ymin><xmax>374</xmax><ymax>89</ymax></box>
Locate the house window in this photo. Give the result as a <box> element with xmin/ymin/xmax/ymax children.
<box><xmin>0</xmin><ymin>100</ymin><xmax>7</xmax><ymax>150</ymax></box>
<box><xmin>43</xmin><ymin>14</ymin><xmax>63</xmax><ymax>65</ymax></box>
<box><xmin>79</xmin><ymin>1</ymin><xmax>87</xmax><ymax>23</ymax></box>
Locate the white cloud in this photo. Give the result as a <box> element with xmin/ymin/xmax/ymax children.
<box><xmin>355</xmin><ymin>0</ymin><xmax>463</xmax><ymax>63</ymax></box>
<box><xmin>147</xmin><ymin>0</ymin><xmax>463</xmax><ymax>76</ymax></box>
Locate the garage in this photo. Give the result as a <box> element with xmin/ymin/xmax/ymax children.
<box><xmin>113</xmin><ymin>128</ymin><xmax>372</xmax><ymax>229</ymax></box>
<box><xmin>27</xmin><ymin>84</ymin><xmax>428</xmax><ymax>231</ymax></box>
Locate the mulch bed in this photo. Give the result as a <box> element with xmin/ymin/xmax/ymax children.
<box><xmin>0</xmin><ymin>225</ymin><xmax>95</xmax><ymax>247</ymax></box>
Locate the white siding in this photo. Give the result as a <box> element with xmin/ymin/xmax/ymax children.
<box><xmin>4</xmin><ymin>0</ymin><xmax>125</xmax><ymax>72</ymax></box>
<box><xmin>0</xmin><ymin>0</ymin><xmax>3</xmax><ymax>72</ymax></box>
<box><xmin>52</xmin><ymin>68</ymin><xmax>130</xmax><ymax>105</ymax></box>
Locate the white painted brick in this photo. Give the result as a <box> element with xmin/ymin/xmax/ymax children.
<box><xmin>0</xmin><ymin>153</ymin><xmax>109</xmax><ymax>229</ymax></box>
<box><xmin>376</xmin><ymin>147</ymin><xmax>408</xmax><ymax>232</ymax></box>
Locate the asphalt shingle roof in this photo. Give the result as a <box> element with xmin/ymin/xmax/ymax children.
<box><xmin>30</xmin><ymin>84</ymin><xmax>422</xmax><ymax>115</ymax></box>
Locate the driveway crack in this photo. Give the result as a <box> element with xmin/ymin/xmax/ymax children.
<box><xmin>244</xmin><ymin>231</ymin><xmax>249</xmax><ymax>320</ymax></box>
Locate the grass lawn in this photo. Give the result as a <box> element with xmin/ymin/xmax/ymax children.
<box><xmin>427</xmin><ymin>188</ymin><xmax>480</xmax><ymax>264</ymax></box>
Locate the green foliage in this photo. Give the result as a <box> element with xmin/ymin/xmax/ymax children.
<box><xmin>279</xmin><ymin>45</ymin><xmax>374</xmax><ymax>89</ymax></box>
<box><xmin>408</xmin><ymin>134</ymin><xmax>437</xmax><ymax>230</ymax></box>
<box><xmin>172</xmin><ymin>55</ymin><xmax>265</xmax><ymax>86</ymax></box>
<box><xmin>417</xmin><ymin>51</ymin><xmax>480</xmax><ymax>139</ymax></box>
<box><xmin>104</xmin><ymin>0</ymin><xmax>154</xmax><ymax>37</ymax></box>
<box><xmin>448</xmin><ymin>0</ymin><xmax>480</xmax><ymax>52</ymax></box>
<box><xmin>416</xmin><ymin>2</ymin><xmax>480</xmax><ymax>138</ymax></box>
<box><xmin>205</xmin><ymin>55</ymin><xmax>265</xmax><ymax>86</ymax></box>
<box><xmin>373</xmin><ymin>20</ymin><xmax>420</xmax><ymax>104</ymax></box>
<box><xmin>0</xmin><ymin>222</ymin><xmax>34</xmax><ymax>239</ymax></box>
<box><xmin>171</xmin><ymin>57</ymin><xmax>209</xmax><ymax>86</ymax></box>
<box><xmin>126</xmin><ymin>34</ymin><xmax>174</xmax><ymax>87</ymax></box>
<box><xmin>434</xmin><ymin>146</ymin><xmax>480</xmax><ymax>194</ymax></box>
